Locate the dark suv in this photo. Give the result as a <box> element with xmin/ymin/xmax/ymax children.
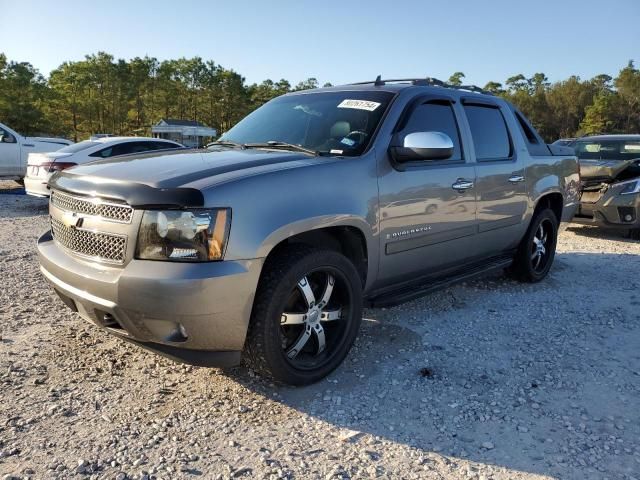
<box><xmin>573</xmin><ymin>134</ymin><xmax>640</xmax><ymax>237</ymax></box>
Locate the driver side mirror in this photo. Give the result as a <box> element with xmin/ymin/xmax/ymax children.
<box><xmin>389</xmin><ymin>131</ymin><xmax>454</xmax><ymax>163</ymax></box>
<box><xmin>1</xmin><ymin>133</ymin><xmax>16</xmax><ymax>144</ymax></box>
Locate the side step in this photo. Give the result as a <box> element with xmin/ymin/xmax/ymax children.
<box><xmin>367</xmin><ymin>254</ymin><xmax>514</xmax><ymax>308</ymax></box>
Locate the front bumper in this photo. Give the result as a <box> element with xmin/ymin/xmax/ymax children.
<box><xmin>38</xmin><ymin>231</ymin><xmax>264</xmax><ymax>367</ymax></box>
<box><xmin>24</xmin><ymin>175</ymin><xmax>51</xmax><ymax>197</ymax></box>
<box><xmin>573</xmin><ymin>190</ymin><xmax>640</xmax><ymax>230</ymax></box>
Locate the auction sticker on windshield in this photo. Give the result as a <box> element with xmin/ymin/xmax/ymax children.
<box><xmin>337</xmin><ymin>99</ymin><xmax>381</xmax><ymax>111</ymax></box>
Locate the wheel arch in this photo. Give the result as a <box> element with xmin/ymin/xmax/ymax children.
<box><xmin>257</xmin><ymin>217</ymin><xmax>375</xmax><ymax>290</ymax></box>
<box><xmin>533</xmin><ymin>191</ymin><xmax>564</xmax><ymax>223</ymax></box>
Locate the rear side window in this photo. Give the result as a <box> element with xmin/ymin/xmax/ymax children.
<box><xmin>514</xmin><ymin>111</ymin><xmax>538</xmax><ymax>144</ymax></box>
<box><xmin>152</xmin><ymin>141</ymin><xmax>180</xmax><ymax>150</ymax></box>
<box><xmin>90</xmin><ymin>141</ymin><xmax>156</xmax><ymax>158</ymax></box>
<box><xmin>125</xmin><ymin>142</ymin><xmax>155</xmax><ymax>154</ymax></box>
<box><xmin>402</xmin><ymin>102</ymin><xmax>463</xmax><ymax>161</ymax></box>
<box><xmin>464</xmin><ymin>105</ymin><xmax>511</xmax><ymax>161</ymax></box>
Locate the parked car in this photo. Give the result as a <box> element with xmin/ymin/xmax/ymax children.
<box><xmin>552</xmin><ymin>138</ymin><xmax>576</xmax><ymax>147</ymax></box>
<box><xmin>572</xmin><ymin>134</ymin><xmax>640</xmax><ymax>238</ymax></box>
<box><xmin>0</xmin><ymin>122</ymin><xmax>72</xmax><ymax>182</ymax></box>
<box><xmin>24</xmin><ymin>137</ymin><xmax>184</xmax><ymax>197</ymax></box>
<box><xmin>37</xmin><ymin>79</ymin><xmax>579</xmax><ymax>385</ymax></box>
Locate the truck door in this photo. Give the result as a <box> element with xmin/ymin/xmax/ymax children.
<box><xmin>376</xmin><ymin>95</ymin><xmax>478</xmax><ymax>285</ymax></box>
<box><xmin>460</xmin><ymin>99</ymin><xmax>527</xmax><ymax>254</ymax></box>
<box><xmin>0</xmin><ymin>126</ymin><xmax>21</xmax><ymax>177</ymax></box>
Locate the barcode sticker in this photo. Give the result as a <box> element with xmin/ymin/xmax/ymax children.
<box><xmin>337</xmin><ymin>99</ymin><xmax>381</xmax><ymax>111</ymax></box>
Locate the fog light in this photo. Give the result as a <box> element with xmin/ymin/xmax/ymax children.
<box><xmin>625</xmin><ymin>214</ymin><xmax>633</xmax><ymax>222</ymax></box>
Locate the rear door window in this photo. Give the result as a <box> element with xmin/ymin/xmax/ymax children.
<box><xmin>464</xmin><ymin>105</ymin><xmax>512</xmax><ymax>161</ymax></box>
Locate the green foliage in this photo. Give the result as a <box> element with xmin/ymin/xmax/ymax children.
<box><xmin>0</xmin><ymin>52</ymin><xmax>638</xmax><ymax>143</ymax></box>
<box><xmin>448</xmin><ymin>72</ymin><xmax>465</xmax><ymax>86</ymax></box>
<box><xmin>0</xmin><ymin>57</ymin><xmax>50</xmax><ymax>135</ymax></box>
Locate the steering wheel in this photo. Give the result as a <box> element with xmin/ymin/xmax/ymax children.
<box><xmin>343</xmin><ymin>130</ymin><xmax>368</xmax><ymax>147</ymax></box>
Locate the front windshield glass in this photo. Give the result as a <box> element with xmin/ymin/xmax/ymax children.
<box><xmin>57</xmin><ymin>140</ymin><xmax>99</xmax><ymax>154</ymax></box>
<box><xmin>218</xmin><ymin>91</ymin><xmax>394</xmax><ymax>156</ymax></box>
<box><xmin>575</xmin><ymin>139</ymin><xmax>640</xmax><ymax>161</ymax></box>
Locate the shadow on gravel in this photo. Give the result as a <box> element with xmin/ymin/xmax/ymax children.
<box><xmin>0</xmin><ymin>195</ymin><xmax>48</xmax><ymax>218</ymax></box>
<box><xmin>226</xmin><ymin>251</ymin><xmax>640</xmax><ymax>480</ymax></box>
<box><xmin>566</xmin><ymin>224</ymin><xmax>637</xmax><ymax>243</ymax></box>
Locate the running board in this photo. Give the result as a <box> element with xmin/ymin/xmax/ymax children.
<box><xmin>367</xmin><ymin>254</ymin><xmax>514</xmax><ymax>308</ymax></box>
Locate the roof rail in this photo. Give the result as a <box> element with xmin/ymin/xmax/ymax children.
<box><xmin>348</xmin><ymin>76</ymin><xmax>495</xmax><ymax>96</ymax></box>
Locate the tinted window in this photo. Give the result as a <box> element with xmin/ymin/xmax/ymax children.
<box><xmin>574</xmin><ymin>140</ymin><xmax>640</xmax><ymax>161</ymax></box>
<box><xmin>402</xmin><ymin>102</ymin><xmax>463</xmax><ymax>161</ymax></box>
<box><xmin>464</xmin><ymin>105</ymin><xmax>511</xmax><ymax>160</ymax></box>
<box><xmin>124</xmin><ymin>142</ymin><xmax>155</xmax><ymax>154</ymax></box>
<box><xmin>90</xmin><ymin>141</ymin><xmax>154</xmax><ymax>158</ymax></box>
<box><xmin>514</xmin><ymin>111</ymin><xmax>538</xmax><ymax>144</ymax></box>
<box><xmin>152</xmin><ymin>141</ymin><xmax>180</xmax><ymax>150</ymax></box>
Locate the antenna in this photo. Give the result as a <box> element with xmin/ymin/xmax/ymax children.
<box><xmin>374</xmin><ymin>75</ymin><xmax>384</xmax><ymax>86</ymax></box>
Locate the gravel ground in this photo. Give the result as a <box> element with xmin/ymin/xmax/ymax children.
<box><xmin>0</xmin><ymin>179</ymin><xmax>639</xmax><ymax>480</ymax></box>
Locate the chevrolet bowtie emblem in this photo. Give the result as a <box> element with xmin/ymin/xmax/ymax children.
<box><xmin>61</xmin><ymin>211</ymin><xmax>84</xmax><ymax>229</ymax></box>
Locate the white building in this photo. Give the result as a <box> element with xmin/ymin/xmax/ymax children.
<box><xmin>151</xmin><ymin>119</ymin><xmax>217</xmax><ymax>148</ymax></box>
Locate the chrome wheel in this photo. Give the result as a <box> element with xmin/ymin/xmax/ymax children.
<box><xmin>279</xmin><ymin>269</ymin><xmax>349</xmax><ymax>369</ymax></box>
<box><xmin>530</xmin><ymin>219</ymin><xmax>552</xmax><ymax>272</ymax></box>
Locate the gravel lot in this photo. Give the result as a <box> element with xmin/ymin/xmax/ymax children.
<box><xmin>1</xmin><ymin>179</ymin><xmax>639</xmax><ymax>480</ymax></box>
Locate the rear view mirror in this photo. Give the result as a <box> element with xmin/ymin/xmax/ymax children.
<box><xmin>1</xmin><ymin>133</ymin><xmax>16</xmax><ymax>143</ymax></box>
<box><xmin>390</xmin><ymin>131</ymin><xmax>454</xmax><ymax>162</ymax></box>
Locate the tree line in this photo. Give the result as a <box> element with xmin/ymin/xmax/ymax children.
<box><xmin>0</xmin><ymin>51</ymin><xmax>638</xmax><ymax>143</ymax></box>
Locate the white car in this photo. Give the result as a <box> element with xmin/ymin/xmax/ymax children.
<box><xmin>24</xmin><ymin>137</ymin><xmax>184</xmax><ymax>197</ymax></box>
<box><xmin>0</xmin><ymin>122</ymin><xmax>72</xmax><ymax>182</ymax></box>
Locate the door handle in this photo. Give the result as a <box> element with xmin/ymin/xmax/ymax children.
<box><xmin>509</xmin><ymin>174</ymin><xmax>525</xmax><ymax>183</ymax></box>
<box><xmin>452</xmin><ymin>179</ymin><xmax>474</xmax><ymax>192</ymax></box>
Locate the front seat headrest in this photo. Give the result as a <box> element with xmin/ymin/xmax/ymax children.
<box><xmin>330</xmin><ymin>121</ymin><xmax>351</xmax><ymax>138</ymax></box>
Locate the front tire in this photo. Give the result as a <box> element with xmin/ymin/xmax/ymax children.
<box><xmin>510</xmin><ymin>209</ymin><xmax>559</xmax><ymax>282</ymax></box>
<box><xmin>244</xmin><ymin>246</ymin><xmax>363</xmax><ymax>385</ymax></box>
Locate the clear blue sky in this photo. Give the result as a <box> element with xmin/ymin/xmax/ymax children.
<box><xmin>1</xmin><ymin>0</ymin><xmax>638</xmax><ymax>87</ymax></box>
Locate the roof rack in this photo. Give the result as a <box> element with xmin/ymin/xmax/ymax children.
<box><xmin>348</xmin><ymin>76</ymin><xmax>495</xmax><ymax>96</ymax></box>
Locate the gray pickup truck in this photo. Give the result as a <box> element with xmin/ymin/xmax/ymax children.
<box><xmin>37</xmin><ymin>78</ymin><xmax>580</xmax><ymax>385</ymax></box>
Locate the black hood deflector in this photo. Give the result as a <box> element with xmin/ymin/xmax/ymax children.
<box><xmin>47</xmin><ymin>148</ymin><xmax>317</xmax><ymax>208</ymax></box>
<box><xmin>48</xmin><ymin>173</ymin><xmax>205</xmax><ymax>208</ymax></box>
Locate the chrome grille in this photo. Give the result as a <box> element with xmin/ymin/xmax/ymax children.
<box><xmin>51</xmin><ymin>217</ymin><xmax>127</xmax><ymax>264</ymax></box>
<box><xmin>51</xmin><ymin>190</ymin><xmax>133</xmax><ymax>223</ymax></box>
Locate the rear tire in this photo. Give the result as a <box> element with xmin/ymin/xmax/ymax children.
<box><xmin>628</xmin><ymin>228</ymin><xmax>640</xmax><ymax>240</ymax></box>
<box><xmin>243</xmin><ymin>246</ymin><xmax>363</xmax><ymax>385</ymax></box>
<box><xmin>510</xmin><ymin>209</ymin><xmax>559</xmax><ymax>283</ymax></box>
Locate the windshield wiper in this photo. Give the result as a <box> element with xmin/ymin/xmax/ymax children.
<box><xmin>244</xmin><ymin>141</ymin><xmax>319</xmax><ymax>156</ymax></box>
<box><xmin>207</xmin><ymin>140</ymin><xmax>246</xmax><ymax>149</ymax></box>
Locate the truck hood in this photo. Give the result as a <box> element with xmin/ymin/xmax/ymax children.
<box><xmin>48</xmin><ymin>148</ymin><xmax>328</xmax><ymax>208</ymax></box>
<box><xmin>579</xmin><ymin>158</ymin><xmax>640</xmax><ymax>182</ymax></box>
<box><xmin>25</xmin><ymin>137</ymin><xmax>72</xmax><ymax>147</ymax></box>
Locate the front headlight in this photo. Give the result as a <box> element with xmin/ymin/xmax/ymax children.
<box><xmin>136</xmin><ymin>208</ymin><xmax>230</xmax><ymax>262</ymax></box>
<box><xmin>619</xmin><ymin>180</ymin><xmax>640</xmax><ymax>195</ymax></box>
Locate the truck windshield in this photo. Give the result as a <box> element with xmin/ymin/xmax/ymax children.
<box><xmin>575</xmin><ymin>139</ymin><xmax>640</xmax><ymax>161</ymax></box>
<box><xmin>218</xmin><ymin>91</ymin><xmax>394</xmax><ymax>156</ymax></box>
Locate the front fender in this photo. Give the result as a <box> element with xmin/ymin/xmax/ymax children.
<box><xmin>256</xmin><ymin>214</ymin><xmax>378</xmax><ymax>290</ymax></box>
